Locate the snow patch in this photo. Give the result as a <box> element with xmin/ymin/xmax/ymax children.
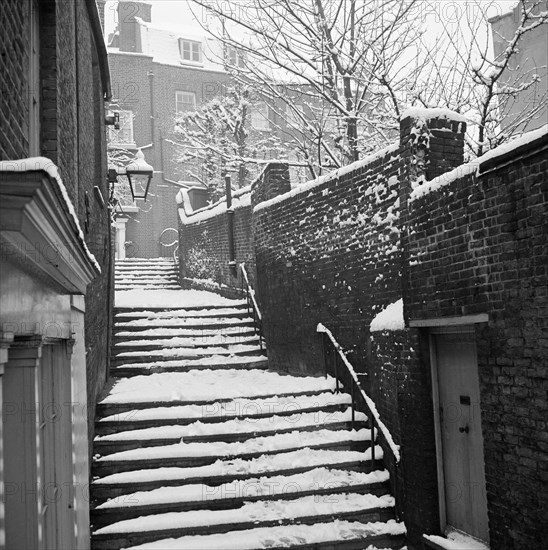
<box><xmin>115</xmin><ymin>289</ymin><xmax>243</xmax><ymax>308</ymax></box>
<box><xmin>401</xmin><ymin>107</ymin><xmax>468</xmax><ymax>123</ymax></box>
<box><xmin>370</xmin><ymin>299</ymin><xmax>404</xmax><ymax>332</ymax></box>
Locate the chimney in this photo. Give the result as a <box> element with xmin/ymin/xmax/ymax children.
<box><xmin>118</xmin><ymin>0</ymin><xmax>152</xmax><ymax>53</ymax></box>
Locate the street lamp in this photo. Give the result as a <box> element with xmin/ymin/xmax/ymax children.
<box><xmin>125</xmin><ymin>149</ymin><xmax>154</xmax><ymax>201</ymax></box>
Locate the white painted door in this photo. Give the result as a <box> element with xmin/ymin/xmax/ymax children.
<box><xmin>434</xmin><ymin>330</ymin><xmax>489</xmax><ymax>542</ymax></box>
<box><xmin>39</xmin><ymin>343</ymin><xmax>76</xmax><ymax>550</ymax></box>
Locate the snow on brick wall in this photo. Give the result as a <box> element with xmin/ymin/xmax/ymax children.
<box><xmin>404</xmin><ymin>129</ymin><xmax>548</xmax><ymax>549</ymax></box>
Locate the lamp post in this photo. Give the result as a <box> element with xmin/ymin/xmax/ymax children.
<box><xmin>125</xmin><ymin>149</ymin><xmax>154</xmax><ymax>201</ymax></box>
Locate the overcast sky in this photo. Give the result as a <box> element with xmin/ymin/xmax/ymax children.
<box><xmin>104</xmin><ymin>0</ymin><xmax>519</xmax><ymax>42</ymax></box>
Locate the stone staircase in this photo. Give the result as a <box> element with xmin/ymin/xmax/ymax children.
<box><xmin>90</xmin><ymin>264</ymin><xmax>406</xmax><ymax>549</ymax></box>
<box><xmin>115</xmin><ymin>258</ymin><xmax>180</xmax><ymax>290</ymax></box>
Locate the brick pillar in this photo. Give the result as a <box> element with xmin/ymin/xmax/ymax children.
<box><xmin>398</xmin><ymin>109</ymin><xmax>467</xmax><ymax>320</ymax></box>
<box><xmin>251</xmin><ymin>162</ymin><xmax>291</xmax><ymax>211</ymax></box>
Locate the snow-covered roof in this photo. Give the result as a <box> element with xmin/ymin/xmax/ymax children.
<box><xmin>135</xmin><ymin>18</ymin><xmax>225</xmax><ymax>71</ymax></box>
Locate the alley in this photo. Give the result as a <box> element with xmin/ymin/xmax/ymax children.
<box><xmin>89</xmin><ymin>259</ymin><xmax>405</xmax><ymax>549</ymax></box>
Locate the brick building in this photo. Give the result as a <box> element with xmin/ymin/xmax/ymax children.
<box><xmin>179</xmin><ymin>110</ymin><xmax>548</xmax><ymax>548</ymax></box>
<box><xmin>490</xmin><ymin>0</ymin><xmax>548</xmax><ymax>133</ymax></box>
<box><xmin>0</xmin><ymin>0</ymin><xmax>112</xmax><ymax>547</ymax></box>
<box><xmin>104</xmin><ymin>0</ymin><xmax>313</xmax><ymax>259</ymax></box>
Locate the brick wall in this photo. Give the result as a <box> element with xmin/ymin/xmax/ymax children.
<box><xmin>176</xmin><ymin>110</ymin><xmax>547</xmax><ymax>547</ymax></box>
<box><xmin>0</xmin><ymin>0</ymin><xmax>30</xmax><ymax>159</ymax></box>
<box><xmin>178</xmin><ymin>184</ymin><xmax>255</xmax><ymax>288</ymax></box>
<box><xmin>404</xmin><ymin>130</ymin><xmax>548</xmax><ymax>549</ymax></box>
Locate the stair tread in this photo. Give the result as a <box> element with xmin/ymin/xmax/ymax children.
<box><xmin>92</xmin><ymin>448</ymin><xmax>377</xmax><ymax>487</ymax></box>
<box><xmin>98</xmin><ymin>390</ymin><xmax>348</xmax><ymax>421</ymax></box>
<box><xmin>94</xmin><ymin>467</ymin><xmax>389</xmax><ymax>511</ymax></box>
<box><xmin>95</xmin><ymin>428</ymin><xmax>372</xmax><ymax>464</ymax></box>
<box><xmin>115</xmin><ymin>317</ymin><xmax>255</xmax><ymax>328</ymax></box>
<box><xmin>95</xmin><ymin>408</ymin><xmax>367</xmax><ymax>442</ymax></box>
<box><xmin>113</xmin><ymin>343</ymin><xmax>263</xmax><ymax>359</ymax></box>
<box><xmin>99</xmin><ymin>370</ymin><xmax>338</xmax><ymax>408</ymax></box>
<box><xmin>93</xmin><ymin>492</ymin><xmax>395</xmax><ymax>536</ymax></box>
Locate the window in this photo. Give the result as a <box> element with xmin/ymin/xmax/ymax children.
<box><xmin>286</xmin><ymin>104</ymin><xmax>305</xmax><ymax>131</ymax></box>
<box><xmin>108</xmin><ymin>110</ymin><xmax>134</xmax><ymax>145</ymax></box>
<box><xmin>179</xmin><ymin>39</ymin><xmax>202</xmax><ymax>63</ymax></box>
<box><xmin>226</xmin><ymin>46</ymin><xmax>245</xmax><ymax>68</ymax></box>
<box><xmin>251</xmin><ymin>103</ymin><xmax>270</xmax><ymax>131</ymax></box>
<box><xmin>175</xmin><ymin>91</ymin><xmax>196</xmax><ymax>114</ymax></box>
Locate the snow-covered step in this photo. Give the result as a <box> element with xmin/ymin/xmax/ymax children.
<box><xmin>113</xmin><ymin>327</ymin><xmax>257</xmax><ymax>343</ymax></box>
<box><xmin>97</xmin><ymin>370</ymin><xmax>338</xmax><ymax>409</ymax></box>
<box><xmin>111</xmin><ymin>345</ymin><xmax>264</xmax><ymax>368</ymax></box>
<box><xmin>94</xmin><ymin>408</ymin><xmax>368</xmax><ymax>453</ymax></box>
<box><xmin>113</xmin><ymin>333</ymin><xmax>260</xmax><ymax>349</ymax></box>
<box><xmin>114</xmin><ymin>317</ymin><xmax>255</xmax><ymax>331</ymax></box>
<box><xmin>93</xmin><ymin>428</ymin><xmax>373</xmax><ymax>475</ymax></box>
<box><xmin>90</xmin><ymin>468</ymin><xmax>390</xmax><ymax>527</ymax></box>
<box><xmin>91</xmin><ymin>493</ymin><xmax>397</xmax><ymax>549</ymax></box>
<box><xmin>96</xmin><ymin>389</ymin><xmax>349</xmax><ymax>426</ymax></box>
<box><xmin>91</xmin><ymin>448</ymin><xmax>383</xmax><ymax>499</ymax></box>
<box><xmin>115</xmin><ymin>307</ymin><xmax>250</xmax><ymax>320</ymax></box>
<box><xmin>118</xmin><ymin>519</ymin><xmax>406</xmax><ymax>550</ymax></box>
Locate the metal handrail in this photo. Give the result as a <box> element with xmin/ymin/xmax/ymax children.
<box><xmin>239</xmin><ymin>263</ymin><xmax>264</xmax><ymax>351</ymax></box>
<box><xmin>159</xmin><ymin>227</ymin><xmax>179</xmax><ymax>262</ymax></box>
<box><xmin>317</xmin><ymin>322</ymin><xmax>401</xmax><ymax>518</ymax></box>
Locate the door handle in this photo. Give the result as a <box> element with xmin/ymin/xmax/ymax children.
<box><xmin>459</xmin><ymin>425</ymin><xmax>470</xmax><ymax>434</ymax></box>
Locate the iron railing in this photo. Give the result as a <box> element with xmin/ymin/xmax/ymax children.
<box><xmin>158</xmin><ymin>227</ymin><xmax>179</xmax><ymax>261</ymax></box>
<box><xmin>317</xmin><ymin>322</ymin><xmax>401</xmax><ymax>518</ymax></box>
<box><xmin>239</xmin><ymin>263</ymin><xmax>264</xmax><ymax>351</ymax></box>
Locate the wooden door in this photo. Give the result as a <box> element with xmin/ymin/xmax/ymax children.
<box><xmin>433</xmin><ymin>329</ymin><xmax>489</xmax><ymax>542</ymax></box>
<box><xmin>39</xmin><ymin>343</ymin><xmax>75</xmax><ymax>550</ymax></box>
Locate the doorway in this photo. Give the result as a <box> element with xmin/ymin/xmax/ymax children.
<box><xmin>431</xmin><ymin>327</ymin><xmax>489</xmax><ymax>542</ymax></box>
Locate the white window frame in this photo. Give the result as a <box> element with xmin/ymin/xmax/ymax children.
<box><xmin>175</xmin><ymin>91</ymin><xmax>196</xmax><ymax>115</ymax></box>
<box><xmin>226</xmin><ymin>46</ymin><xmax>245</xmax><ymax>68</ymax></box>
<box><xmin>179</xmin><ymin>39</ymin><xmax>202</xmax><ymax>63</ymax></box>
<box><xmin>108</xmin><ymin>110</ymin><xmax>135</xmax><ymax>146</ymax></box>
<box><xmin>251</xmin><ymin>103</ymin><xmax>270</xmax><ymax>131</ymax></box>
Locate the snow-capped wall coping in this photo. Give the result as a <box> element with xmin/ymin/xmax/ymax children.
<box><xmin>317</xmin><ymin>323</ymin><xmax>400</xmax><ymax>462</ymax></box>
<box><xmin>178</xmin><ymin>185</ymin><xmax>252</xmax><ymax>225</ymax></box>
<box><xmin>400</xmin><ymin>107</ymin><xmax>468</xmax><ymax>123</ymax></box>
<box><xmin>410</xmin><ymin>123</ymin><xmax>548</xmax><ymax>201</ymax></box>
<box><xmin>370</xmin><ymin>299</ymin><xmax>405</xmax><ymax>332</ymax></box>
<box><xmin>0</xmin><ymin>157</ymin><xmax>101</xmax><ymax>272</ymax></box>
<box><xmin>254</xmin><ymin>143</ymin><xmax>399</xmax><ymax>213</ymax></box>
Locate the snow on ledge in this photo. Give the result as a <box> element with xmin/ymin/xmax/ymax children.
<box><xmin>410</xmin><ymin>123</ymin><xmax>548</xmax><ymax>202</ymax></box>
<box><xmin>476</xmin><ymin>122</ymin><xmax>548</xmax><ymax>167</ymax></box>
<box><xmin>401</xmin><ymin>107</ymin><xmax>468</xmax><ymax>123</ymax></box>
<box><xmin>178</xmin><ymin>185</ymin><xmax>251</xmax><ymax>225</ymax></box>
<box><xmin>254</xmin><ymin>143</ymin><xmax>399</xmax><ymax>213</ymax></box>
<box><xmin>424</xmin><ymin>533</ymin><xmax>489</xmax><ymax>550</ymax></box>
<box><xmin>0</xmin><ymin>157</ymin><xmax>101</xmax><ymax>272</ymax></box>
<box><xmin>370</xmin><ymin>299</ymin><xmax>404</xmax><ymax>332</ymax></box>
<box><xmin>317</xmin><ymin>322</ymin><xmax>400</xmax><ymax>462</ymax></box>
<box><xmin>410</xmin><ymin>163</ymin><xmax>478</xmax><ymax>201</ymax></box>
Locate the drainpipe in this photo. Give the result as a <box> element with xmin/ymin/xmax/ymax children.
<box><xmin>225</xmin><ymin>175</ymin><xmax>236</xmax><ymax>277</ymax></box>
<box><xmin>148</xmin><ymin>71</ymin><xmax>155</xmax><ymax>143</ymax></box>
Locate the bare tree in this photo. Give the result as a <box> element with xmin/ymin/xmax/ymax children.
<box><xmin>409</xmin><ymin>0</ymin><xmax>548</xmax><ymax>157</ymax></box>
<box><xmin>172</xmin><ymin>85</ymin><xmax>287</xmax><ymax>198</ymax></box>
<box><xmin>190</xmin><ymin>0</ymin><xmax>421</xmax><ymax>173</ymax></box>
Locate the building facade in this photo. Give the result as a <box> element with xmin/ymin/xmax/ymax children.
<box><xmin>105</xmin><ymin>0</ymin><xmax>313</xmax><ymax>259</ymax></box>
<box><xmin>0</xmin><ymin>0</ymin><xmax>112</xmax><ymax>547</ymax></box>
<box><xmin>490</xmin><ymin>0</ymin><xmax>548</xmax><ymax>133</ymax></box>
